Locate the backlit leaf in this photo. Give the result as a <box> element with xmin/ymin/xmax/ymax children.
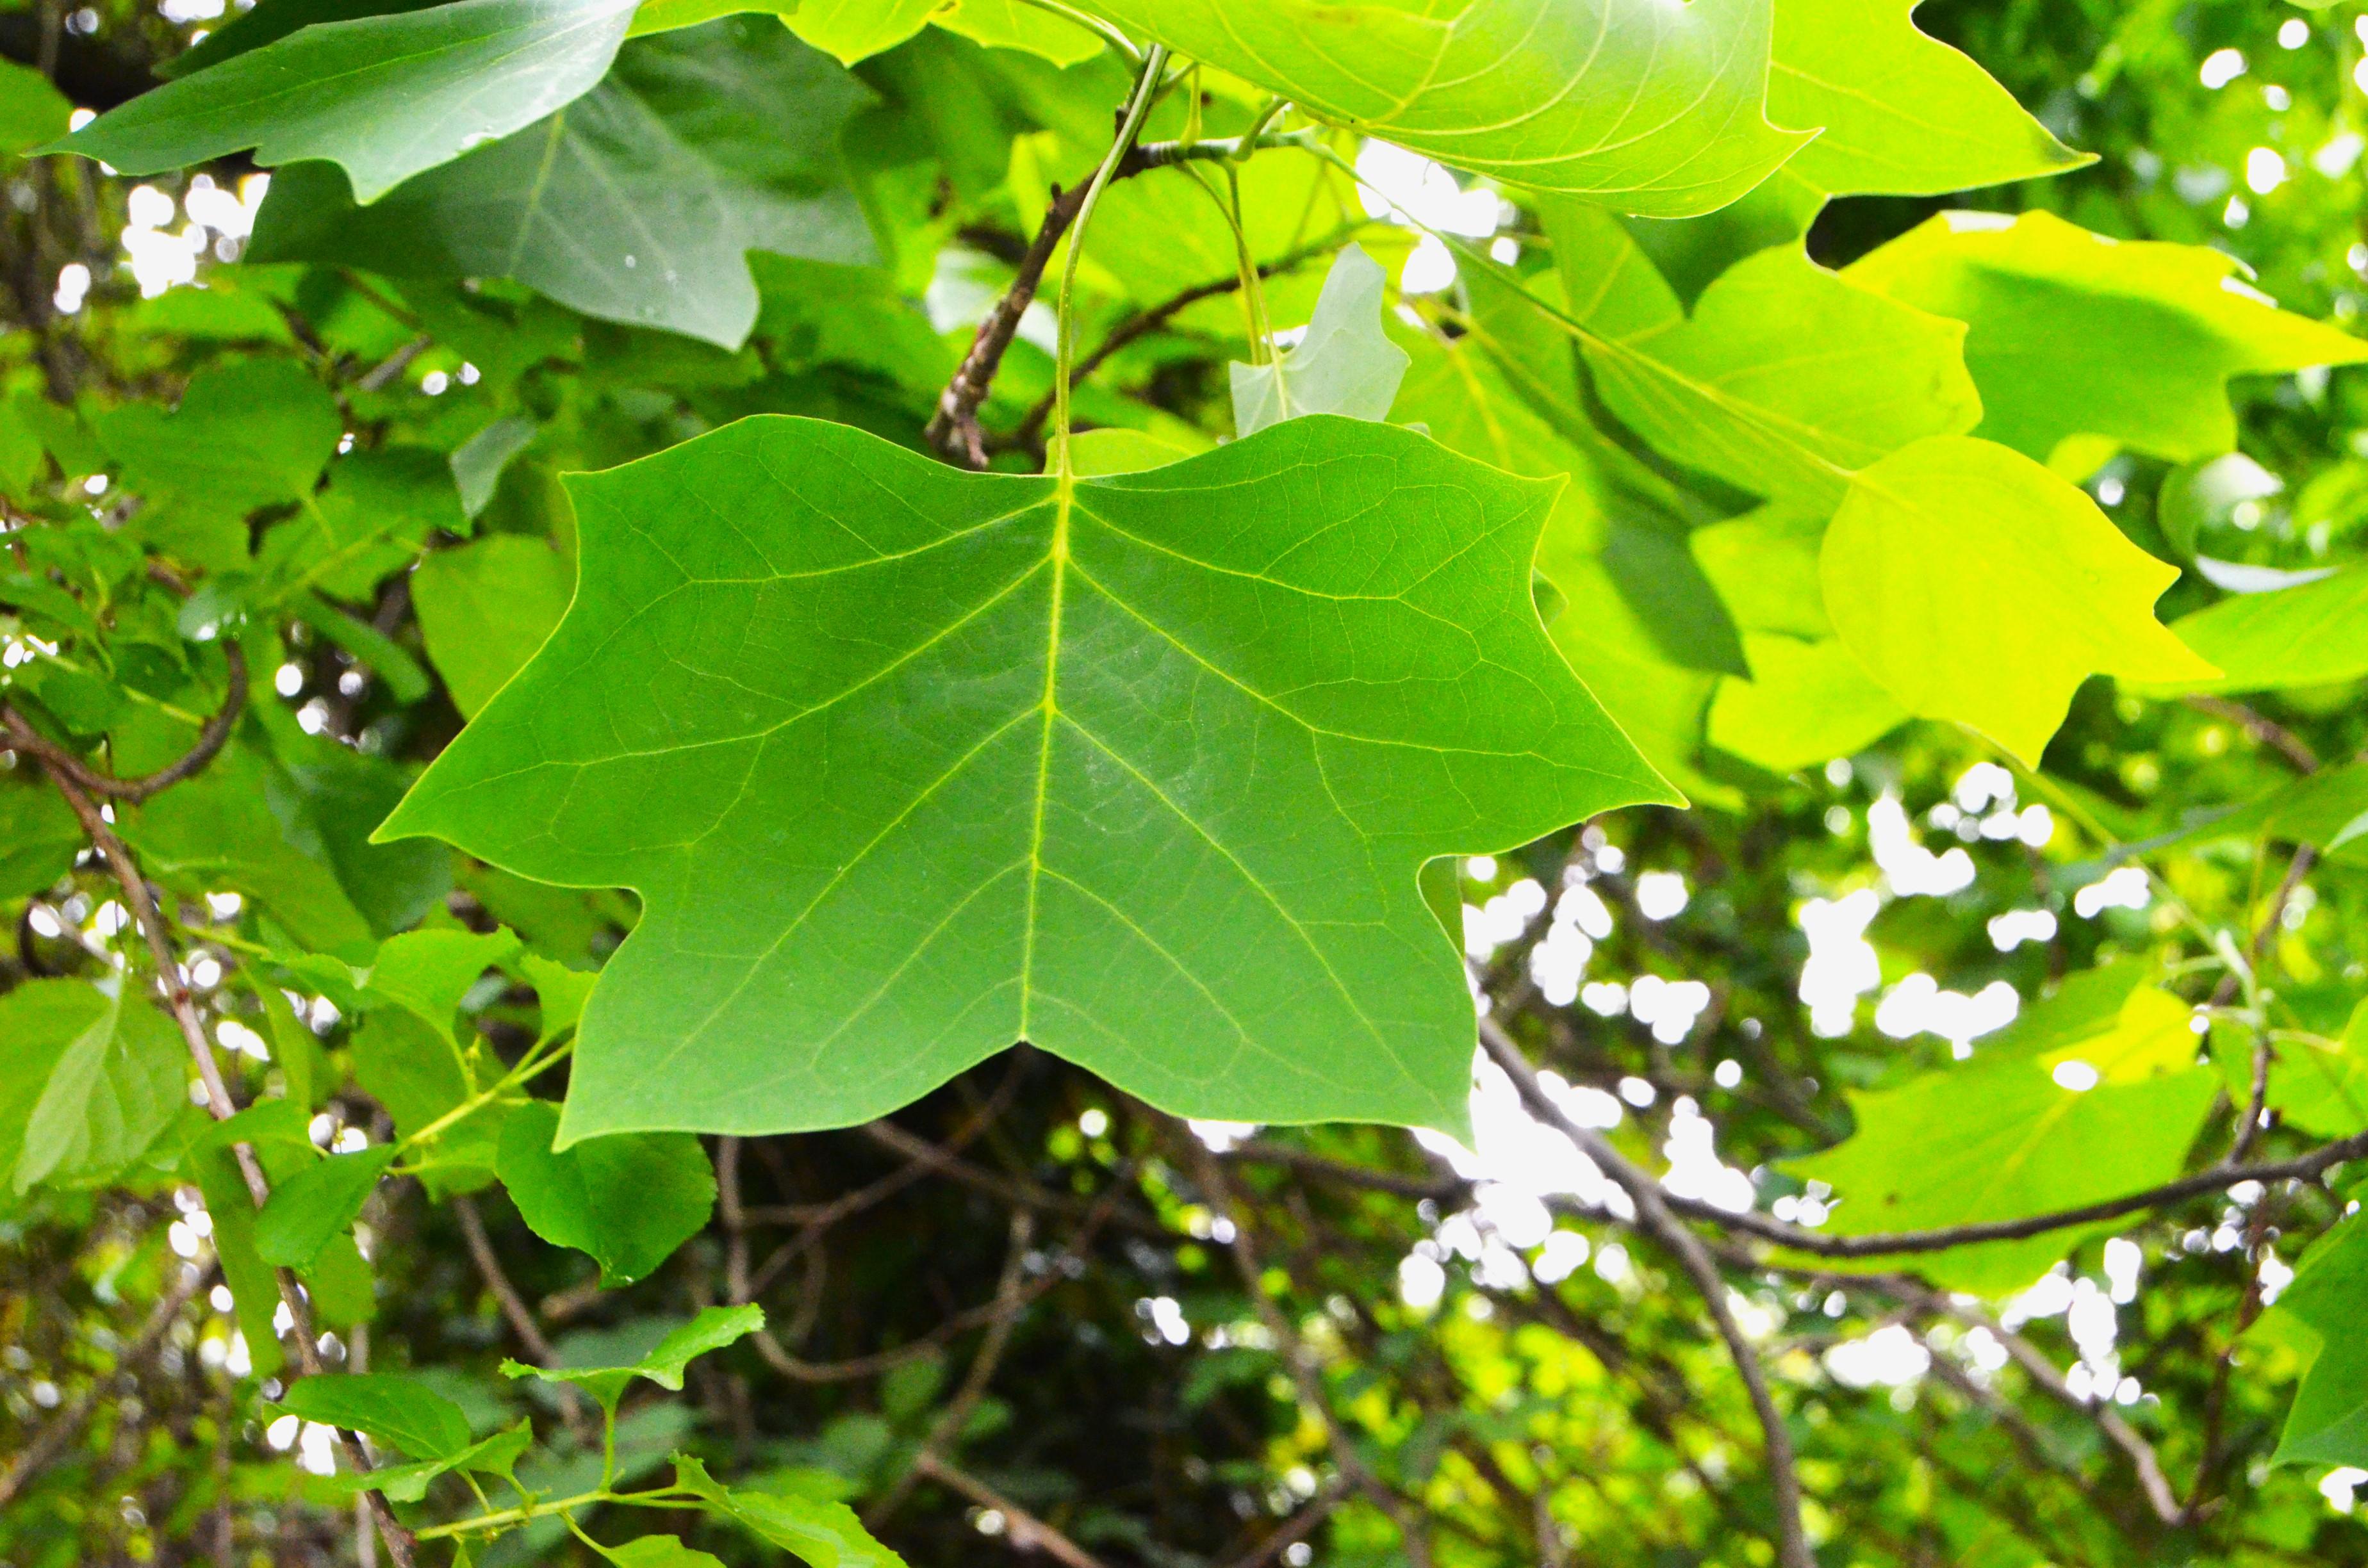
<box><xmin>1791</xmin><ymin>968</ymin><xmax>2218</xmax><ymax>1293</ymax></box>
<box><xmin>275</xmin><ymin>1372</ymin><xmax>472</xmax><ymax>1460</ymax></box>
<box><xmin>1083</xmin><ymin>0</ymin><xmax>1810</xmax><ymax>214</ymax></box>
<box><xmin>1820</xmin><ymin>436</ymin><xmax>2217</xmax><ymax>765</ymax></box>
<box><xmin>379</xmin><ymin>414</ymin><xmax>1670</xmax><ymax>1141</ymax></box>
<box><xmin>1848</xmin><ymin>211</ymin><xmax>2368</xmax><ymax>468</ymax></box>
<box><xmin>2136</xmin><ymin>564</ymin><xmax>2368</xmax><ymax>696</ymax></box>
<box><xmin>13</xmin><ymin>984</ymin><xmax>187</xmax><ymax>1193</ymax></box>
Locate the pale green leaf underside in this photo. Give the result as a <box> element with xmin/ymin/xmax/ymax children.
<box><xmin>1230</xmin><ymin>244</ymin><xmax>1410</xmax><ymax>437</ymax></box>
<box><xmin>381</xmin><ymin>416</ymin><xmax>1670</xmax><ymax>1142</ymax></box>
<box><xmin>1083</xmin><ymin>0</ymin><xmax>1810</xmax><ymax>215</ymax></box>
<box><xmin>2134</xmin><ymin>563</ymin><xmax>2368</xmax><ymax>697</ymax></box>
<box><xmin>251</xmin><ymin>19</ymin><xmax>876</xmax><ymax>349</ymax></box>
<box><xmin>51</xmin><ymin>0</ymin><xmax>639</xmax><ymax>204</ymax></box>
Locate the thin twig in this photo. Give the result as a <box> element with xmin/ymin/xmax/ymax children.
<box><xmin>2221</xmin><ymin>844</ymin><xmax>2317</xmax><ymax>1164</ymax></box>
<box><xmin>1</xmin><ymin>642</ymin><xmax>245</xmax><ymax>803</ymax></box>
<box><xmin>1477</xmin><ymin>1020</ymin><xmax>1816</xmax><ymax>1568</ymax></box>
<box><xmin>2183</xmin><ymin>696</ymin><xmax>2319</xmax><ymax>772</ymax></box>
<box><xmin>1185</xmin><ymin>1137</ymin><xmax>1437</xmax><ymax>1568</ymax></box>
<box><xmin>451</xmin><ymin>1195</ymin><xmax>555</xmax><ymax>1364</ymax></box>
<box><xmin>0</xmin><ymin>1259</ymin><xmax>214</xmax><ymax>1507</ymax></box>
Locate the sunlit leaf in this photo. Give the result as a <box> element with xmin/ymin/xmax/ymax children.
<box><xmin>1707</xmin><ymin>633</ymin><xmax>1906</xmax><ymax>772</ymax></box>
<box><xmin>1083</xmin><ymin>0</ymin><xmax>1810</xmax><ymax>213</ymax></box>
<box><xmin>380</xmin><ymin>415</ymin><xmax>1670</xmax><ymax>1141</ymax></box>
<box><xmin>1229</xmin><ymin>244</ymin><xmax>1410</xmax><ymax>436</ymax></box>
<box><xmin>1849</xmin><ymin>210</ymin><xmax>2368</xmax><ymax>468</ymax></box>
<box><xmin>2135</xmin><ymin>564</ymin><xmax>2368</xmax><ymax>697</ymax></box>
<box><xmin>1820</xmin><ymin>436</ymin><xmax>2216</xmax><ymax>765</ymax></box>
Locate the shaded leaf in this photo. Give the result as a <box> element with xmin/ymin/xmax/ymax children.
<box><xmin>412</xmin><ymin>535</ymin><xmax>574</xmax><ymax>718</ymax></box>
<box><xmin>2271</xmin><ymin>1213</ymin><xmax>2368</xmax><ymax>1467</ymax></box>
<box><xmin>50</xmin><ymin>0</ymin><xmax>640</xmax><ymax>203</ymax></box>
<box><xmin>380</xmin><ymin>415</ymin><xmax>1671</xmax><ymax>1141</ymax></box>
<box><xmin>255</xmin><ymin>1145</ymin><xmax>397</xmax><ymax>1268</ymax></box>
<box><xmin>274</xmin><ymin>1372</ymin><xmax>471</xmax><ymax>1460</ymax></box>
<box><xmin>674</xmin><ymin>1453</ymin><xmax>905</xmax><ymax>1568</ymax></box>
<box><xmin>13</xmin><ymin>984</ymin><xmax>187</xmax><ymax>1193</ymax></box>
<box><xmin>505</xmin><ymin>1302</ymin><xmax>764</xmax><ymax>1409</ymax></box>
<box><xmin>249</xmin><ymin>19</ymin><xmax>877</xmax><ymax>348</ymax></box>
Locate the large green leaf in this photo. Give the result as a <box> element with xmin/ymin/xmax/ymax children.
<box><xmin>250</xmin><ymin>18</ymin><xmax>877</xmax><ymax>348</ymax></box>
<box><xmin>1790</xmin><ymin>968</ymin><xmax>2219</xmax><ymax>1293</ymax></box>
<box><xmin>380</xmin><ymin>415</ymin><xmax>1670</xmax><ymax>1141</ymax></box>
<box><xmin>49</xmin><ymin>0</ymin><xmax>640</xmax><ymax>204</ymax></box>
<box><xmin>275</xmin><ymin>1373</ymin><xmax>472</xmax><ymax>1460</ymax></box>
<box><xmin>1083</xmin><ymin>0</ymin><xmax>1810</xmax><ymax>215</ymax></box>
<box><xmin>255</xmin><ymin>1145</ymin><xmax>398</xmax><ymax>1268</ymax></box>
<box><xmin>1821</xmin><ymin>436</ymin><xmax>2217</xmax><ymax>765</ymax></box>
<box><xmin>1766</xmin><ymin>0</ymin><xmax>2085</xmax><ymax>199</ymax></box>
<box><xmin>1229</xmin><ymin>245</ymin><xmax>1409</xmax><ymax>437</ymax></box>
<box><xmin>0</xmin><ymin>58</ymin><xmax>74</xmax><ymax>156</ymax></box>
<box><xmin>1849</xmin><ymin>211</ymin><xmax>2368</xmax><ymax>468</ymax></box>
<box><xmin>2135</xmin><ymin>564</ymin><xmax>2368</xmax><ymax>696</ymax></box>
<box><xmin>495</xmin><ymin>1099</ymin><xmax>715</xmax><ymax>1286</ymax></box>
<box><xmin>6</xmin><ymin>982</ymin><xmax>186</xmax><ymax>1193</ymax></box>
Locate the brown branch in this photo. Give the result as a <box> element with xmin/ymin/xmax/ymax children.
<box><xmin>1478</xmin><ymin>1019</ymin><xmax>1816</xmax><ymax>1568</ymax></box>
<box><xmin>451</xmin><ymin>1195</ymin><xmax>555</xmax><ymax>1364</ymax></box>
<box><xmin>0</xmin><ymin>1259</ymin><xmax>214</xmax><ymax>1507</ymax></box>
<box><xmin>0</xmin><ymin>641</ymin><xmax>245</xmax><ymax>803</ymax></box>
<box><xmin>923</xmin><ymin>121</ymin><xmax>1320</xmax><ymax>466</ymax></box>
<box><xmin>2183</xmin><ymin>696</ymin><xmax>2319</xmax><ymax>772</ymax></box>
<box><xmin>1185</xmin><ymin>1136</ymin><xmax>1437</xmax><ymax>1568</ymax></box>
<box><xmin>911</xmin><ymin>1452</ymin><xmax>1112</xmax><ymax>1568</ymax></box>
<box><xmin>15</xmin><ymin>756</ymin><xmax>417</xmax><ymax>1566</ymax></box>
<box><xmin>2221</xmin><ymin>844</ymin><xmax>2317</xmax><ymax>1164</ymax></box>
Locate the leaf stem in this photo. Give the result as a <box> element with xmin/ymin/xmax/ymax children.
<box><xmin>1051</xmin><ymin>42</ymin><xmax>1170</xmax><ymax>475</ymax></box>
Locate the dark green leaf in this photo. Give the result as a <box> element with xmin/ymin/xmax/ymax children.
<box><xmin>255</xmin><ymin>1145</ymin><xmax>397</xmax><ymax>1268</ymax></box>
<box><xmin>495</xmin><ymin>1098</ymin><xmax>715</xmax><ymax>1286</ymax></box>
<box><xmin>275</xmin><ymin>1372</ymin><xmax>472</xmax><ymax>1460</ymax></box>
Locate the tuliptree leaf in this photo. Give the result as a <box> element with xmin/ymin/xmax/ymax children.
<box><xmin>934</xmin><ymin>0</ymin><xmax>1103</xmax><ymax>63</ymax></box>
<box><xmin>784</xmin><ymin>0</ymin><xmax>940</xmax><ymax>63</ymax></box>
<box><xmin>1766</xmin><ymin>0</ymin><xmax>2087</xmax><ymax>199</ymax></box>
<box><xmin>495</xmin><ymin>1099</ymin><xmax>715</xmax><ymax>1286</ymax></box>
<box><xmin>379</xmin><ymin>414</ymin><xmax>1670</xmax><ymax>1141</ymax></box>
<box><xmin>94</xmin><ymin>358</ymin><xmax>343</xmax><ymax>571</ymax></box>
<box><xmin>1567</xmin><ymin>229</ymin><xmax>1981</xmax><ymax>512</ymax></box>
<box><xmin>249</xmin><ymin>19</ymin><xmax>877</xmax><ymax>348</ymax></box>
<box><xmin>1848</xmin><ymin>211</ymin><xmax>2368</xmax><ymax>468</ymax></box>
<box><xmin>414</xmin><ymin>535</ymin><xmax>575</xmax><ymax>718</ymax></box>
<box><xmin>13</xmin><ymin>985</ymin><xmax>187</xmax><ymax>1193</ymax></box>
<box><xmin>1229</xmin><ymin>245</ymin><xmax>1410</xmax><ymax>437</ymax></box>
<box><xmin>1083</xmin><ymin>0</ymin><xmax>1810</xmax><ymax>215</ymax></box>
<box><xmin>255</xmin><ymin>1145</ymin><xmax>397</xmax><ymax>1268</ymax></box>
<box><xmin>2134</xmin><ymin>564</ymin><xmax>2368</xmax><ymax>696</ymax></box>
<box><xmin>2271</xmin><ymin>1213</ymin><xmax>2368</xmax><ymax>1467</ymax></box>
<box><xmin>275</xmin><ymin>1372</ymin><xmax>471</xmax><ymax>1460</ymax></box>
<box><xmin>1820</xmin><ymin>436</ymin><xmax>2217</xmax><ymax>765</ymax></box>
<box><xmin>1791</xmin><ymin>968</ymin><xmax>2219</xmax><ymax>1294</ymax></box>
<box><xmin>47</xmin><ymin>0</ymin><xmax>640</xmax><ymax>204</ymax></box>
<box><xmin>1707</xmin><ymin>633</ymin><xmax>1906</xmax><ymax>772</ymax></box>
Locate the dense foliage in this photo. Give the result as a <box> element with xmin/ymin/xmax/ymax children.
<box><xmin>4</xmin><ymin>1</ymin><xmax>2368</xmax><ymax>1565</ymax></box>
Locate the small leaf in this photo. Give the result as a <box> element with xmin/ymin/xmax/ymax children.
<box><xmin>14</xmin><ymin>984</ymin><xmax>187</xmax><ymax>1193</ymax></box>
<box><xmin>1707</xmin><ymin>635</ymin><xmax>1907</xmax><ymax>773</ymax></box>
<box><xmin>363</xmin><ymin>927</ymin><xmax>522</xmax><ymax>1045</ymax></box>
<box><xmin>275</xmin><ymin>1372</ymin><xmax>472</xmax><ymax>1460</ymax></box>
<box><xmin>1789</xmin><ymin>968</ymin><xmax>2218</xmax><ymax>1294</ymax></box>
<box><xmin>451</xmin><ymin>416</ymin><xmax>538</xmax><ymax>519</ymax></box>
<box><xmin>591</xmin><ymin>1538</ymin><xmax>730</xmax><ymax>1568</ymax></box>
<box><xmin>0</xmin><ymin>58</ymin><xmax>74</xmax><ymax>156</ymax></box>
<box><xmin>519</xmin><ymin>952</ymin><xmax>600</xmax><ymax>1045</ymax></box>
<box><xmin>495</xmin><ymin>1100</ymin><xmax>715</xmax><ymax>1287</ymax></box>
<box><xmin>505</xmin><ymin>1303</ymin><xmax>764</xmax><ymax>1408</ymax></box>
<box><xmin>0</xmin><ymin>777</ymin><xmax>83</xmax><ymax>900</ymax></box>
<box><xmin>674</xmin><ymin>1453</ymin><xmax>906</xmax><ymax>1568</ymax></box>
<box><xmin>48</xmin><ymin>0</ymin><xmax>641</xmax><ymax>204</ymax></box>
<box><xmin>932</xmin><ymin>0</ymin><xmax>1101</xmax><ymax>64</ymax></box>
<box><xmin>412</xmin><ymin>535</ymin><xmax>573</xmax><ymax>718</ymax></box>
<box><xmin>255</xmin><ymin>1145</ymin><xmax>397</xmax><ymax>1269</ymax></box>
<box><xmin>1820</xmin><ymin>435</ymin><xmax>2216</xmax><ymax>765</ymax></box>
<box><xmin>783</xmin><ymin>0</ymin><xmax>940</xmax><ymax>64</ymax></box>
<box><xmin>248</xmin><ymin>19</ymin><xmax>878</xmax><ymax>348</ymax></box>
<box><xmin>189</xmin><ymin>1141</ymin><xmax>284</xmax><ymax>1380</ymax></box>
<box><xmin>338</xmin><ymin>1422</ymin><xmax>532</xmax><ymax>1503</ymax></box>
<box><xmin>1229</xmin><ymin>244</ymin><xmax>1410</xmax><ymax>437</ymax></box>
